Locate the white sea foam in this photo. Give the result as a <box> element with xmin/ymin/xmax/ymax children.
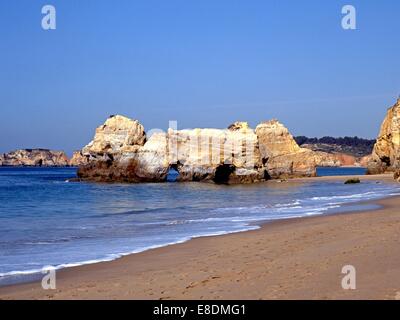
<box><xmin>311</xmin><ymin>191</ymin><xmax>377</xmax><ymax>201</ymax></box>
<box><xmin>0</xmin><ymin>227</ymin><xmax>260</xmax><ymax>280</ymax></box>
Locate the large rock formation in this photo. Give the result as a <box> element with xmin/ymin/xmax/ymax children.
<box><xmin>78</xmin><ymin>117</ymin><xmax>265</xmax><ymax>183</ymax></box>
<box><xmin>77</xmin><ymin>115</ymin><xmax>318</xmax><ymax>184</ymax></box>
<box><xmin>367</xmin><ymin>99</ymin><xmax>400</xmax><ymax>175</ymax></box>
<box><xmin>0</xmin><ymin>149</ymin><xmax>69</xmax><ymax>167</ymax></box>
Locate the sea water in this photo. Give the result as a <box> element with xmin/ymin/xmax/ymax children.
<box><xmin>316</xmin><ymin>167</ymin><xmax>367</xmax><ymax>176</ymax></box>
<box><xmin>0</xmin><ymin>167</ymin><xmax>399</xmax><ymax>286</ymax></box>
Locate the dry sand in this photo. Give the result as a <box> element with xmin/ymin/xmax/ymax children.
<box><xmin>1</xmin><ymin>174</ymin><xmax>400</xmax><ymax>300</ymax></box>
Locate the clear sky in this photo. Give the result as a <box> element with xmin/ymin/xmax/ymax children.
<box><xmin>1</xmin><ymin>0</ymin><xmax>399</xmax><ymax>155</ymax></box>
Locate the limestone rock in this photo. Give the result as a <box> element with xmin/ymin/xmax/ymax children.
<box><xmin>255</xmin><ymin>120</ymin><xmax>301</xmax><ymax>158</ymax></box>
<box><xmin>359</xmin><ymin>154</ymin><xmax>372</xmax><ymax>167</ymax></box>
<box><xmin>77</xmin><ymin>116</ymin><xmax>317</xmax><ymax>183</ymax></box>
<box><xmin>394</xmin><ymin>169</ymin><xmax>400</xmax><ymax>182</ymax></box>
<box><xmin>0</xmin><ymin>149</ymin><xmax>69</xmax><ymax>167</ymax></box>
<box><xmin>135</xmin><ymin>132</ymin><xmax>169</xmax><ymax>181</ymax></box>
<box><xmin>166</xmin><ymin>126</ymin><xmax>263</xmax><ymax>183</ymax></box>
<box><xmin>82</xmin><ymin>115</ymin><xmax>146</xmax><ymax>161</ymax></box>
<box><xmin>77</xmin><ymin>157</ymin><xmax>142</xmax><ymax>182</ymax></box>
<box><xmin>69</xmin><ymin>151</ymin><xmax>89</xmax><ymax>167</ymax></box>
<box><xmin>78</xmin><ymin>115</ymin><xmax>148</xmax><ymax>182</ymax></box>
<box><xmin>312</xmin><ymin>151</ymin><xmax>343</xmax><ymax>167</ymax></box>
<box><xmin>227</xmin><ymin>121</ymin><xmax>251</xmax><ymax>132</ymax></box>
<box><xmin>367</xmin><ymin>99</ymin><xmax>400</xmax><ymax>174</ymax></box>
<box><xmin>255</xmin><ymin>120</ymin><xmax>316</xmax><ymax>178</ymax></box>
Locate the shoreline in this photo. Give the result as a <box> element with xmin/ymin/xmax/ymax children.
<box><xmin>0</xmin><ymin>174</ymin><xmax>393</xmax><ymax>281</ymax></box>
<box><xmin>1</xmin><ymin>173</ymin><xmax>399</xmax><ymax>299</ymax></box>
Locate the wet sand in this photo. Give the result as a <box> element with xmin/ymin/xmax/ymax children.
<box><xmin>1</xmin><ymin>174</ymin><xmax>400</xmax><ymax>300</ymax></box>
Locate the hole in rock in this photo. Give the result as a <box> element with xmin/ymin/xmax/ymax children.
<box><xmin>381</xmin><ymin>156</ymin><xmax>391</xmax><ymax>167</ymax></box>
<box><xmin>262</xmin><ymin>157</ymin><xmax>269</xmax><ymax>165</ymax></box>
<box><xmin>263</xmin><ymin>170</ymin><xmax>271</xmax><ymax>180</ymax></box>
<box><xmin>167</xmin><ymin>164</ymin><xmax>180</xmax><ymax>182</ymax></box>
<box><xmin>213</xmin><ymin>164</ymin><xmax>236</xmax><ymax>184</ymax></box>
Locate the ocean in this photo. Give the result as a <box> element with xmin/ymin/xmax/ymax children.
<box><xmin>316</xmin><ymin>167</ymin><xmax>367</xmax><ymax>176</ymax></box>
<box><xmin>0</xmin><ymin>167</ymin><xmax>399</xmax><ymax>286</ymax></box>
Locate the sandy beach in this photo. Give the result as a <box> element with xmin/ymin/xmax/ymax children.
<box><xmin>1</xmin><ymin>174</ymin><xmax>400</xmax><ymax>300</ymax></box>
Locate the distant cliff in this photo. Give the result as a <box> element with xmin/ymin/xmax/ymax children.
<box><xmin>295</xmin><ymin>136</ymin><xmax>375</xmax><ymax>158</ymax></box>
<box><xmin>0</xmin><ymin>149</ymin><xmax>69</xmax><ymax>167</ymax></box>
<box><xmin>293</xmin><ymin>136</ymin><xmax>374</xmax><ymax>167</ymax></box>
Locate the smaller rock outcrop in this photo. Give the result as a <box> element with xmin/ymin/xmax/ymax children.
<box><xmin>0</xmin><ymin>149</ymin><xmax>69</xmax><ymax>167</ymax></box>
<box><xmin>82</xmin><ymin>115</ymin><xmax>146</xmax><ymax>161</ymax></box>
<box><xmin>227</xmin><ymin>121</ymin><xmax>251</xmax><ymax>132</ymax></box>
<box><xmin>69</xmin><ymin>151</ymin><xmax>89</xmax><ymax>167</ymax></box>
<box><xmin>255</xmin><ymin>120</ymin><xmax>316</xmax><ymax>178</ymax></box>
<box><xmin>394</xmin><ymin>169</ymin><xmax>400</xmax><ymax>182</ymax></box>
<box><xmin>368</xmin><ymin>99</ymin><xmax>400</xmax><ymax>174</ymax></box>
<box><xmin>344</xmin><ymin>178</ymin><xmax>361</xmax><ymax>184</ymax></box>
<box><xmin>78</xmin><ymin>115</ymin><xmax>148</xmax><ymax>182</ymax></box>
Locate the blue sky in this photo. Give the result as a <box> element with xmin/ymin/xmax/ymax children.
<box><xmin>1</xmin><ymin>0</ymin><xmax>399</xmax><ymax>155</ymax></box>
